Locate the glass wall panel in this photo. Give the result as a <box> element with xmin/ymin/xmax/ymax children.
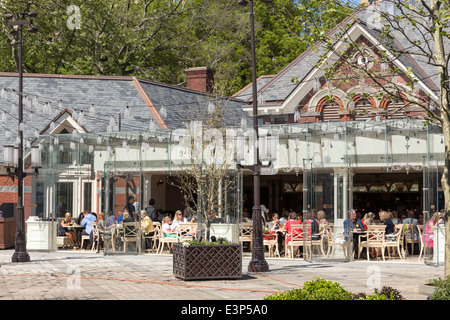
<box><xmin>102</xmin><ymin>134</ymin><xmax>143</xmax><ymax>255</ymax></box>
<box><xmin>422</xmin><ymin>160</ymin><xmax>444</xmax><ymax>265</ymax></box>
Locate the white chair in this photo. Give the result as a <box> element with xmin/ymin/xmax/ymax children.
<box><xmin>263</xmin><ymin>233</ymin><xmax>280</xmax><ymax>257</ymax></box>
<box><xmin>91</xmin><ymin>223</ymin><xmax>100</xmax><ymax>252</ymax></box>
<box><xmin>325</xmin><ymin>226</ymin><xmax>349</xmax><ymax>259</ymax></box>
<box><xmin>385</xmin><ymin>225</ymin><xmax>405</xmax><ymax>259</ymax></box>
<box><xmin>157</xmin><ymin>228</ymin><xmax>179</xmax><ymax>254</ymax></box>
<box><xmin>239</xmin><ymin>223</ymin><xmax>253</xmax><ymax>251</ymax></box>
<box><xmin>404</xmin><ymin>223</ymin><xmax>420</xmax><ymax>256</ymax></box>
<box><xmin>358</xmin><ymin>228</ymin><xmax>386</xmax><ymax>261</ymax></box>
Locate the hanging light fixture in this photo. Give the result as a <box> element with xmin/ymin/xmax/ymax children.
<box><xmin>159</xmin><ymin>105</ymin><xmax>167</xmax><ymax>118</ymax></box>
<box><xmin>294</xmin><ymin>109</ymin><xmax>300</xmax><ymax>122</ymax></box>
<box><xmin>391</xmin><ymin>136</ymin><xmax>423</xmax><ymax>174</ymax></box>
<box><xmin>30</xmin><ymin>145</ymin><xmax>41</xmax><ymax>169</ymax></box>
<box><xmin>124</xmin><ymin>105</ymin><xmax>131</xmax><ymax>120</ymax></box>
<box><xmin>89</xmin><ymin>104</ymin><xmax>96</xmax><ymax>116</ymax></box>
<box><xmin>3</xmin><ymin>145</ymin><xmax>14</xmax><ymax>168</ymax></box>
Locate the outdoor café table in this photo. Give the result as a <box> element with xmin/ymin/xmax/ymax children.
<box><xmin>63</xmin><ymin>224</ymin><xmax>84</xmax><ymax>246</ymax></box>
<box><xmin>352</xmin><ymin>229</ymin><xmax>367</xmax><ymax>258</ymax></box>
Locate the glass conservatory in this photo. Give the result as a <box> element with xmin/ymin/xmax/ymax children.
<box><xmin>25</xmin><ymin>118</ymin><xmax>446</xmax><ymax>265</ymax></box>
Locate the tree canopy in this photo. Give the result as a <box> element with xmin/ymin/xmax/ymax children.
<box><xmin>0</xmin><ymin>0</ymin><xmax>354</xmax><ymax>96</ymax></box>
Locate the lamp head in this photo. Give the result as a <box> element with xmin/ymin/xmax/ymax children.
<box><xmin>3</xmin><ymin>13</ymin><xmax>13</xmax><ymax>20</ymax></box>
<box><xmin>238</xmin><ymin>0</ymin><xmax>248</xmax><ymax>6</ymax></box>
<box><xmin>27</xmin><ymin>12</ymin><xmax>38</xmax><ymax>18</ymax></box>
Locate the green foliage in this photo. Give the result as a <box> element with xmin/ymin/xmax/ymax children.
<box><xmin>264</xmin><ymin>277</ymin><xmax>402</xmax><ymax>300</ymax></box>
<box><xmin>187</xmin><ymin>237</ymin><xmax>231</xmax><ymax>246</ymax></box>
<box><xmin>429</xmin><ymin>276</ymin><xmax>450</xmax><ymax>300</ymax></box>
<box><xmin>264</xmin><ymin>277</ymin><xmax>353</xmax><ymax>300</ymax></box>
<box><xmin>0</xmin><ymin>0</ymin><xmax>353</xmax><ymax>96</ymax></box>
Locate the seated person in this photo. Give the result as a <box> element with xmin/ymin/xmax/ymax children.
<box><xmin>162</xmin><ymin>216</ymin><xmax>178</xmax><ymax>238</ymax></box>
<box><xmin>317</xmin><ymin>210</ymin><xmax>328</xmax><ymax>225</ymax></box>
<box><xmin>80</xmin><ymin>212</ymin><xmax>97</xmax><ymax>249</ymax></box>
<box><xmin>268</xmin><ymin>213</ymin><xmax>284</xmax><ymax>252</ymax></box>
<box><xmin>285</xmin><ymin>211</ymin><xmax>303</xmax><ymax>244</ymax></box>
<box><xmin>187</xmin><ymin>216</ymin><xmax>198</xmax><ymax>236</ymax></box>
<box><xmin>379</xmin><ymin>210</ymin><xmax>395</xmax><ymax>235</ymax></box>
<box><xmin>141</xmin><ymin>210</ymin><xmax>154</xmax><ymax>235</ymax></box>
<box><xmin>60</xmin><ymin>212</ymin><xmax>77</xmax><ymax>248</ymax></box>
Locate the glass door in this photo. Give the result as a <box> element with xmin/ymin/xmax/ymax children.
<box><xmin>302</xmin><ymin>163</ymin><xmax>353</xmax><ymax>262</ymax></box>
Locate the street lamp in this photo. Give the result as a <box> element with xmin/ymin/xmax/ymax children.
<box><xmin>238</xmin><ymin>0</ymin><xmax>272</xmax><ymax>273</ymax></box>
<box><xmin>3</xmin><ymin>11</ymin><xmax>39</xmax><ymax>263</ymax></box>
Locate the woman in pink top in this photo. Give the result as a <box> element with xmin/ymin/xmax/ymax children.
<box><xmin>284</xmin><ymin>211</ymin><xmax>303</xmax><ymax>244</ymax></box>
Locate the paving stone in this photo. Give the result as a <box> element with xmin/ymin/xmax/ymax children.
<box><xmin>0</xmin><ymin>249</ymin><xmax>444</xmax><ymax>301</ymax></box>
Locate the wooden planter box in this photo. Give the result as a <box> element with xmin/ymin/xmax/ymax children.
<box><xmin>173</xmin><ymin>243</ymin><xmax>242</xmax><ymax>280</ymax></box>
<box><xmin>0</xmin><ymin>217</ymin><xmax>16</xmax><ymax>249</ymax></box>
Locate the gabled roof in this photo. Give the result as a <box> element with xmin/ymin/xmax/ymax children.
<box><xmin>0</xmin><ymin>73</ymin><xmax>248</xmax><ymax>161</ymax></box>
<box><xmin>232</xmin><ymin>75</ymin><xmax>275</xmax><ymax>101</ymax></box>
<box><xmin>240</xmin><ymin>3</ymin><xmax>441</xmax><ymax>114</ymax></box>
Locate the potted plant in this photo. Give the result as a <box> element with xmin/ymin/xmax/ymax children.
<box><xmin>173</xmin><ymin>238</ymin><xmax>242</xmax><ymax>280</ymax></box>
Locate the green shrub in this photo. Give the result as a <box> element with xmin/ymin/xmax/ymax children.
<box><xmin>264</xmin><ymin>277</ymin><xmax>353</xmax><ymax>300</ymax></box>
<box><xmin>429</xmin><ymin>276</ymin><xmax>450</xmax><ymax>300</ymax></box>
<box><xmin>375</xmin><ymin>286</ymin><xmax>404</xmax><ymax>300</ymax></box>
<box><xmin>264</xmin><ymin>277</ymin><xmax>402</xmax><ymax>300</ymax></box>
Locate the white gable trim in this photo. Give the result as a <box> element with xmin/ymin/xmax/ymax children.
<box><xmin>41</xmin><ymin>112</ymin><xmax>87</xmax><ymax>135</ymax></box>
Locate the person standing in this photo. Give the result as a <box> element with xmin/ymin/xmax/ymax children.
<box><xmin>145</xmin><ymin>199</ymin><xmax>157</xmax><ymax>220</ymax></box>
<box><xmin>124</xmin><ymin>196</ymin><xmax>136</xmax><ymax>221</ymax></box>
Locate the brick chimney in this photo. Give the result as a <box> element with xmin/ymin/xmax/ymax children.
<box><xmin>185</xmin><ymin>67</ymin><xmax>215</xmax><ymax>93</ymax></box>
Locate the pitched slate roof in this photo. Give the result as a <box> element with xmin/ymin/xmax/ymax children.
<box><xmin>0</xmin><ymin>73</ymin><xmax>248</xmax><ymax>161</ymax></box>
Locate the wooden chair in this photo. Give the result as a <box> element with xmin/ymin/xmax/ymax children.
<box><xmin>239</xmin><ymin>223</ymin><xmax>253</xmax><ymax>251</ymax></box>
<box><xmin>404</xmin><ymin>223</ymin><xmax>420</xmax><ymax>256</ymax></box>
<box><xmin>358</xmin><ymin>229</ymin><xmax>386</xmax><ymax>261</ymax></box>
<box><xmin>385</xmin><ymin>225</ymin><xmax>405</xmax><ymax>259</ymax></box>
<box><xmin>122</xmin><ymin>222</ymin><xmax>140</xmax><ymax>252</ymax></box>
<box><xmin>141</xmin><ymin>220</ymin><xmax>161</xmax><ymax>253</ymax></box>
<box><xmin>157</xmin><ymin>227</ymin><xmax>179</xmax><ymax>254</ymax></box>
<box><xmin>179</xmin><ymin>223</ymin><xmax>197</xmax><ymax>242</ymax></box>
<box><xmin>285</xmin><ymin>224</ymin><xmax>305</xmax><ymax>258</ymax></box>
<box><xmin>56</xmin><ymin>236</ymin><xmax>72</xmax><ymax>249</ymax></box>
<box><xmin>91</xmin><ymin>223</ymin><xmax>100</xmax><ymax>252</ymax></box>
<box><xmin>325</xmin><ymin>226</ymin><xmax>351</xmax><ymax>259</ymax></box>
<box><xmin>263</xmin><ymin>232</ymin><xmax>280</xmax><ymax>258</ymax></box>
<box><xmin>303</xmin><ymin>222</ymin><xmax>326</xmax><ymax>258</ymax></box>
<box><xmin>80</xmin><ymin>223</ymin><xmax>93</xmax><ymax>249</ymax></box>
<box><xmin>417</xmin><ymin>225</ymin><xmax>425</xmax><ymax>261</ymax></box>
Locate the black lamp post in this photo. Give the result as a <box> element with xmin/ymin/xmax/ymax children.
<box><xmin>238</xmin><ymin>0</ymin><xmax>272</xmax><ymax>273</ymax></box>
<box><xmin>3</xmin><ymin>11</ymin><xmax>39</xmax><ymax>263</ymax></box>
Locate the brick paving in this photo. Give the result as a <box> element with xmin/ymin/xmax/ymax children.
<box><xmin>0</xmin><ymin>249</ymin><xmax>444</xmax><ymax>301</ymax></box>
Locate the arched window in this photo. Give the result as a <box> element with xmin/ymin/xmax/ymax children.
<box><xmin>381</xmin><ymin>96</ymin><xmax>409</xmax><ymax>119</ymax></box>
<box><xmin>316</xmin><ymin>97</ymin><xmax>343</xmax><ymax>122</ymax></box>
<box><xmin>354</xmin><ymin>95</ymin><xmax>376</xmax><ymax>120</ymax></box>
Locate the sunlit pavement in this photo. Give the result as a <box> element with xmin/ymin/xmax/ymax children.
<box><xmin>0</xmin><ymin>249</ymin><xmax>443</xmax><ymax>300</ymax></box>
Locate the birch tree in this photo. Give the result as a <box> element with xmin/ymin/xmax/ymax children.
<box><xmin>310</xmin><ymin>0</ymin><xmax>449</xmax><ymax>275</ymax></box>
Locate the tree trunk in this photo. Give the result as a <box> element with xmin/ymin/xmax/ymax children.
<box><xmin>432</xmin><ymin>0</ymin><xmax>450</xmax><ymax>275</ymax></box>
